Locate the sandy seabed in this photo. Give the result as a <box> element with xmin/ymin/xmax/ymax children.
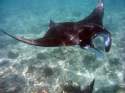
<box><xmin>0</xmin><ymin>1</ymin><xmax>125</xmax><ymax>93</ymax></box>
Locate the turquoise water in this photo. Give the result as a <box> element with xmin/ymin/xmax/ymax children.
<box><xmin>0</xmin><ymin>0</ymin><xmax>125</xmax><ymax>93</ymax></box>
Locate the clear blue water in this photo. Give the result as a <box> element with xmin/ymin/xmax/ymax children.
<box><xmin>0</xmin><ymin>0</ymin><xmax>125</xmax><ymax>93</ymax></box>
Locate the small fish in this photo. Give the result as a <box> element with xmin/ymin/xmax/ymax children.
<box><xmin>0</xmin><ymin>0</ymin><xmax>111</xmax><ymax>52</ymax></box>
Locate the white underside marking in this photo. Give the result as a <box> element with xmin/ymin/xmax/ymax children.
<box><xmin>101</xmin><ymin>3</ymin><xmax>104</xmax><ymax>7</ymax></box>
<box><xmin>105</xmin><ymin>36</ymin><xmax>110</xmax><ymax>47</ymax></box>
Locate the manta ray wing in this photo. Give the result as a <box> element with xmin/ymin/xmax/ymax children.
<box><xmin>78</xmin><ymin>0</ymin><xmax>104</xmax><ymax>25</ymax></box>
<box><xmin>82</xmin><ymin>79</ymin><xmax>95</xmax><ymax>93</ymax></box>
<box><xmin>0</xmin><ymin>29</ymin><xmax>80</xmax><ymax>47</ymax></box>
<box><xmin>34</xmin><ymin>36</ymin><xmax>80</xmax><ymax>47</ymax></box>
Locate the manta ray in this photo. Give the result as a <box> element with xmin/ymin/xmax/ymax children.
<box><xmin>1</xmin><ymin>0</ymin><xmax>112</xmax><ymax>52</ymax></box>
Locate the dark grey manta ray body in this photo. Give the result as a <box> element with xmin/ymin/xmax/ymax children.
<box><xmin>1</xmin><ymin>0</ymin><xmax>112</xmax><ymax>52</ymax></box>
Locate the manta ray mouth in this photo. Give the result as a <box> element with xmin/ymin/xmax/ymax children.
<box><xmin>92</xmin><ymin>30</ymin><xmax>112</xmax><ymax>52</ymax></box>
<box><xmin>92</xmin><ymin>35</ymin><xmax>105</xmax><ymax>51</ymax></box>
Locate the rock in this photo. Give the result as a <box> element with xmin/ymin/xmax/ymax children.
<box><xmin>116</xmin><ymin>87</ymin><xmax>125</xmax><ymax>93</ymax></box>
<box><xmin>7</xmin><ymin>51</ymin><xmax>19</xmax><ymax>59</ymax></box>
<box><xmin>43</xmin><ymin>66</ymin><xmax>53</xmax><ymax>77</ymax></box>
<box><xmin>82</xmin><ymin>54</ymin><xmax>100</xmax><ymax>71</ymax></box>
<box><xmin>109</xmin><ymin>57</ymin><xmax>120</xmax><ymax>65</ymax></box>
<box><xmin>0</xmin><ymin>60</ymin><xmax>10</xmax><ymax>67</ymax></box>
<box><xmin>62</xmin><ymin>80</ymin><xmax>81</xmax><ymax>93</ymax></box>
<box><xmin>37</xmin><ymin>87</ymin><xmax>48</xmax><ymax>93</ymax></box>
<box><xmin>36</xmin><ymin>53</ymin><xmax>47</xmax><ymax>60</ymax></box>
<box><xmin>0</xmin><ymin>74</ymin><xmax>25</xmax><ymax>93</ymax></box>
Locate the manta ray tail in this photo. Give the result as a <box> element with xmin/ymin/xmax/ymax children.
<box><xmin>0</xmin><ymin>29</ymin><xmax>39</xmax><ymax>45</ymax></box>
<box><xmin>0</xmin><ymin>29</ymin><xmax>75</xmax><ymax>47</ymax></box>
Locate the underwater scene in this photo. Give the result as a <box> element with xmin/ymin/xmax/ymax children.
<box><xmin>0</xmin><ymin>0</ymin><xmax>125</xmax><ymax>93</ymax></box>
